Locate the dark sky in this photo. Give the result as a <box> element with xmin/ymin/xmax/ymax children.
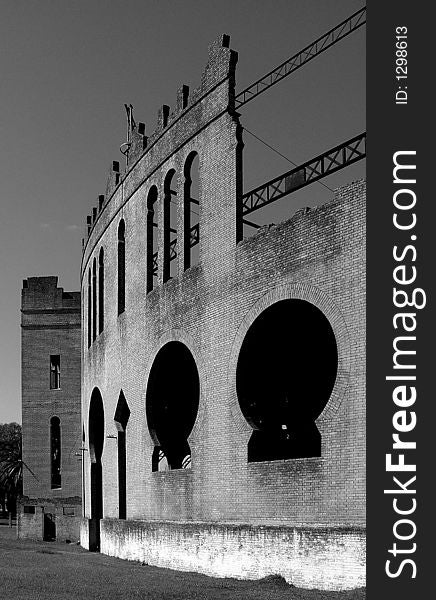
<box><xmin>0</xmin><ymin>0</ymin><xmax>365</xmax><ymax>423</ymax></box>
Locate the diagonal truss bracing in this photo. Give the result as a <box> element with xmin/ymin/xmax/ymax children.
<box><xmin>153</xmin><ymin>224</ymin><xmax>199</xmax><ymax>275</ymax></box>
<box><xmin>241</xmin><ymin>132</ymin><xmax>366</xmax><ymax>216</ymax></box>
<box><xmin>235</xmin><ymin>6</ymin><xmax>366</xmax><ymax>109</ymax></box>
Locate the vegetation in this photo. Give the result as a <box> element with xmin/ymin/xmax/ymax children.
<box><xmin>0</xmin><ymin>526</ymin><xmax>365</xmax><ymax>600</ymax></box>
<box><xmin>0</xmin><ymin>422</ymin><xmax>22</xmax><ymax>513</ymax></box>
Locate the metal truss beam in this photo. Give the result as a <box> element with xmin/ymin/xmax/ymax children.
<box><xmin>241</xmin><ymin>132</ymin><xmax>366</xmax><ymax>216</ymax></box>
<box><xmin>235</xmin><ymin>7</ymin><xmax>366</xmax><ymax>109</ymax></box>
<box><xmin>153</xmin><ymin>224</ymin><xmax>200</xmax><ymax>274</ymax></box>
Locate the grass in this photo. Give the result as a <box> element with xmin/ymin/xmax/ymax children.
<box><xmin>0</xmin><ymin>525</ymin><xmax>365</xmax><ymax>600</ymax></box>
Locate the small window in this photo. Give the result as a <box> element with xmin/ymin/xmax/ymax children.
<box><xmin>63</xmin><ymin>507</ymin><xmax>75</xmax><ymax>516</ymax></box>
<box><xmin>24</xmin><ymin>505</ymin><xmax>36</xmax><ymax>514</ymax></box>
<box><xmin>50</xmin><ymin>355</ymin><xmax>60</xmax><ymax>390</ymax></box>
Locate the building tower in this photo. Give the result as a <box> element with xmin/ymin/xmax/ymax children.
<box><xmin>18</xmin><ymin>276</ymin><xmax>82</xmax><ymax>541</ymax></box>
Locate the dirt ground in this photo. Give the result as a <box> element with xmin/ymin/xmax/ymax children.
<box><xmin>0</xmin><ymin>524</ymin><xmax>365</xmax><ymax>600</ymax></box>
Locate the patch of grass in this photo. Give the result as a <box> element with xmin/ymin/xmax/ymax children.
<box><xmin>0</xmin><ymin>529</ymin><xmax>365</xmax><ymax>600</ymax></box>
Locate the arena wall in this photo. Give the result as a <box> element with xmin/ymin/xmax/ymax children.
<box><xmin>80</xmin><ymin>35</ymin><xmax>366</xmax><ymax>590</ymax></box>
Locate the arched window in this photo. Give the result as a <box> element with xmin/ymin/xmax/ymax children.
<box><xmin>146</xmin><ymin>186</ymin><xmax>158</xmax><ymax>293</ymax></box>
<box><xmin>98</xmin><ymin>248</ymin><xmax>104</xmax><ymax>334</ymax></box>
<box><xmin>92</xmin><ymin>258</ymin><xmax>97</xmax><ymax>341</ymax></box>
<box><xmin>114</xmin><ymin>391</ymin><xmax>130</xmax><ymax>519</ymax></box>
<box><xmin>183</xmin><ymin>152</ymin><xmax>200</xmax><ymax>270</ymax></box>
<box><xmin>87</xmin><ymin>269</ymin><xmax>91</xmax><ymax>348</ymax></box>
<box><xmin>118</xmin><ymin>220</ymin><xmax>125</xmax><ymax>314</ymax></box>
<box><xmin>50</xmin><ymin>416</ymin><xmax>61</xmax><ymax>489</ymax></box>
<box><xmin>163</xmin><ymin>170</ymin><xmax>177</xmax><ymax>282</ymax></box>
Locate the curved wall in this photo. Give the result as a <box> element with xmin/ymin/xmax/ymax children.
<box><xmin>80</xmin><ymin>35</ymin><xmax>366</xmax><ymax>589</ymax></box>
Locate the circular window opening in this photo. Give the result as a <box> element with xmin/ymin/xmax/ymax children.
<box><xmin>236</xmin><ymin>299</ymin><xmax>338</xmax><ymax>462</ymax></box>
<box><xmin>146</xmin><ymin>341</ymin><xmax>200</xmax><ymax>471</ymax></box>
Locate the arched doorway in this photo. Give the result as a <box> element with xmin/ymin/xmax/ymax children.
<box><xmin>88</xmin><ymin>388</ymin><xmax>104</xmax><ymax>551</ymax></box>
<box><xmin>114</xmin><ymin>391</ymin><xmax>130</xmax><ymax>519</ymax></box>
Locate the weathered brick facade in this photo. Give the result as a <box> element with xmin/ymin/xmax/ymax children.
<box><xmin>80</xmin><ymin>36</ymin><xmax>366</xmax><ymax>590</ymax></box>
<box><xmin>18</xmin><ymin>276</ymin><xmax>82</xmax><ymax>541</ymax></box>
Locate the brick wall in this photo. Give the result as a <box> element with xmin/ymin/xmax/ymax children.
<box><xmin>17</xmin><ymin>498</ymin><xmax>81</xmax><ymax>542</ymax></box>
<box><xmin>20</xmin><ymin>276</ymin><xmax>82</xmax><ymax>540</ymax></box>
<box><xmin>80</xmin><ymin>34</ymin><xmax>366</xmax><ymax>590</ymax></box>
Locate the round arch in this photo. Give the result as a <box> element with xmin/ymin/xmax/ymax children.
<box><xmin>228</xmin><ymin>283</ymin><xmax>351</xmax><ymax>461</ymax></box>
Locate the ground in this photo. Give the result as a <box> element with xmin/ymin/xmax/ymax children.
<box><xmin>0</xmin><ymin>522</ymin><xmax>365</xmax><ymax>600</ymax></box>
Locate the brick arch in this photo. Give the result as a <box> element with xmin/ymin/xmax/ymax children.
<box><xmin>143</xmin><ymin>329</ymin><xmax>206</xmax><ymax>460</ymax></box>
<box><xmin>180</xmin><ymin>146</ymin><xmax>202</xmax><ymax>172</ymax></box>
<box><xmin>183</xmin><ymin>151</ymin><xmax>200</xmax><ymax>271</ymax></box>
<box><xmin>88</xmin><ymin>387</ymin><xmax>105</xmax><ymax>464</ymax></box>
<box><xmin>163</xmin><ymin>168</ymin><xmax>178</xmax><ymax>282</ymax></box>
<box><xmin>228</xmin><ymin>282</ymin><xmax>351</xmax><ymax>438</ymax></box>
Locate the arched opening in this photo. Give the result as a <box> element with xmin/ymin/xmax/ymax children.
<box><xmin>146</xmin><ymin>186</ymin><xmax>158</xmax><ymax>293</ymax></box>
<box><xmin>92</xmin><ymin>257</ymin><xmax>97</xmax><ymax>341</ymax></box>
<box><xmin>183</xmin><ymin>152</ymin><xmax>200</xmax><ymax>270</ymax></box>
<box><xmin>163</xmin><ymin>169</ymin><xmax>178</xmax><ymax>282</ymax></box>
<box><xmin>117</xmin><ymin>220</ymin><xmax>125</xmax><ymax>314</ymax></box>
<box><xmin>88</xmin><ymin>388</ymin><xmax>104</xmax><ymax>551</ymax></box>
<box><xmin>50</xmin><ymin>416</ymin><xmax>61</xmax><ymax>489</ymax></box>
<box><xmin>236</xmin><ymin>299</ymin><xmax>338</xmax><ymax>462</ymax></box>
<box><xmin>114</xmin><ymin>391</ymin><xmax>130</xmax><ymax>520</ymax></box>
<box><xmin>87</xmin><ymin>269</ymin><xmax>91</xmax><ymax>348</ymax></box>
<box><xmin>98</xmin><ymin>247</ymin><xmax>104</xmax><ymax>334</ymax></box>
<box><xmin>82</xmin><ymin>425</ymin><xmax>86</xmax><ymax>516</ymax></box>
<box><xmin>146</xmin><ymin>342</ymin><xmax>199</xmax><ymax>471</ymax></box>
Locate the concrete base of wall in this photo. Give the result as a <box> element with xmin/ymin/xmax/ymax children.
<box><xmin>80</xmin><ymin>517</ymin><xmax>90</xmax><ymax>549</ymax></box>
<box><xmin>85</xmin><ymin>519</ymin><xmax>365</xmax><ymax>591</ymax></box>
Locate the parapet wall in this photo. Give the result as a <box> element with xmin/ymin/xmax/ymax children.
<box><xmin>82</xmin><ymin>34</ymin><xmax>239</xmax><ymax>275</ymax></box>
<box><xmin>22</xmin><ymin>276</ymin><xmax>80</xmax><ymax>321</ymax></box>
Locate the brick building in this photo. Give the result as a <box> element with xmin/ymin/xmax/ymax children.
<box><xmin>18</xmin><ymin>276</ymin><xmax>82</xmax><ymax>541</ymax></box>
<box><xmin>80</xmin><ymin>36</ymin><xmax>366</xmax><ymax>590</ymax></box>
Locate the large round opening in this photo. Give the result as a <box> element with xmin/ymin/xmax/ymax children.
<box><xmin>236</xmin><ymin>299</ymin><xmax>338</xmax><ymax>462</ymax></box>
<box><xmin>146</xmin><ymin>341</ymin><xmax>200</xmax><ymax>470</ymax></box>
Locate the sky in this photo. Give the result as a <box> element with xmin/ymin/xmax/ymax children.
<box><xmin>0</xmin><ymin>0</ymin><xmax>365</xmax><ymax>423</ymax></box>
